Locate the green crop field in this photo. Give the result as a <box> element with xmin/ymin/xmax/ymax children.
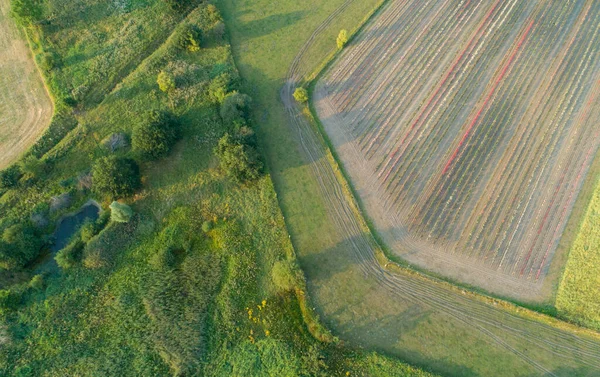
<box><xmin>556</xmin><ymin>167</ymin><xmax>600</xmax><ymax>331</ymax></box>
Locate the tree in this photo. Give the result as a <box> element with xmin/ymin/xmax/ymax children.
<box><xmin>208</xmin><ymin>73</ymin><xmax>232</xmax><ymax>104</ymax></box>
<box><xmin>293</xmin><ymin>87</ymin><xmax>308</xmax><ymax>104</ymax></box>
<box><xmin>336</xmin><ymin>29</ymin><xmax>348</xmax><ymax>50</ymax></box>
<box><xmin>215</xmin><ymin>133</ymin><xmax>262</xmax><ymax>183</ymax></box>
<box><xmin>10</xmin><ymin>0</ymin><xmax>44</xmax><ymax>26</ymax></box>
<box><xmin>92</xmin><ymin>156</ymin><xmax>141</xmax><ymax>199</ymax></box>
<box><xmin>177</xmin><ymin>25</ymin><xmax>201</xmax><ymax>52</ymax></box>
<box><xmin>0</xmin><ymin>165</ymin><xmax>21</xmax><ymax>189</ymax></box>
<box><xmin>0</xmin><ymin>224</ymin><xmax>42</xmax><ymax>270</ymax></box>
<box><xmin>110</xmin><ymin>201</ymin><xmax>133</xmax><ymax>223</ymax></box>
<box><xmin>157</xmin><ymin>71</ymin><xmax>176</xmax><ymax>93</ymax></box>
<box><xmin>132</xmin><ymin>111</ymin><xmax>180</xmax><ymax>159</ymax></box>
<box><xmin>220</xmin><ymin>92</ymin><xmax>252</xmax><ymax>125</ymax></box>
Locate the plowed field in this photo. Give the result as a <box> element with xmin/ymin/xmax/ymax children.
<box><xmin>314</xmin><ymin>0</ymin><xmax>600</xmax><ymax>300</ymax></box>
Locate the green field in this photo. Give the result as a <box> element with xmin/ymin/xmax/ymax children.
<box><xmin>556</xmin><ymin>165</ymin><xmax>600</xmax><ymax>330</ymax></box>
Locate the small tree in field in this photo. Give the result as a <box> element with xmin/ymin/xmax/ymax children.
<box><xmin>157</xmin><ymin>71</ymin><xmax>176</xmax><ymax>93</ymax></box>
<box><xmin>293</xmin><ymin>87</ymin><xmax>308</xmax><ymax>104</ymax></box>
<box><xmin>132</xmin><ymin>111</ymin><xmax>180</xmax><ymax>159</ymax></box>
<box><xmin>215</xmin><ymin>133</ymin><xmax>262</xmax><ymax>183</ymax></box>
<box><xmin>336</xmin><ymin>29</ymin><xmax>348</xmax><ymax>50</ymax></box>
<box><xmin>92</xmin><ymin>156</ymin><xmax>141</xmax><ymax>200</ymax></box>
<box><xmin>110</xmin><ymin>201</ymin><xmax>133</xmax><ymax>223</ymax></box>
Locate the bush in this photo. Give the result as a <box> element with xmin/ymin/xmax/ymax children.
<box><xmin>215</xmin><ymin>133</ymin><xmax>262</xmax><ymax>183</ymax></box>
<box><xmin>293</xmin><ymin>87</ymin><xmax>308</xmax><ymax>104</ymax></box>
<box><xmin>272</xmin><ymin>260</ymin><xmax>297</xmax><ymax>292</ymax></box>
<box><xmin>220</xmin><ymin>92</ymin><xmax>252</xmax><ymax>125</ymax></box>
<box><xmin>164</xmin><ymin>0</ymin><xmax>192</xmax><ymax>11</ymax></box>
<box><xmin>336</xmin><ymin>29</ymin><xmax>348</xmax><ymax>49</ymax></box>
<box><xmin>0</xmin><ymin>289</ymin><xmax>19</xmax><ymax>314</ymax></box>
<box><xmin>201</xmin><ymin>220</ymin><xmax>213</xmax><ymax>233</ymax></box>
<box><xmin>20</xmin><ymin>155</ymin><xmax>44</xmax><ymax>178</ymax></box>
<box><xmin>80</xmin><ymin>217</ymin><xmax>107</xmax><ymax>243</ymax></box>
<box><xmin>10</xmin><ymin>0</ymin><xmax>44</xmax><ymax>26</ymax></box>
<box><xmin>157</xmin><ymin>71</ymin><xmax>176</xmax><ymax>93</ymax></box>
<box><xmin>0</xmin><ymin>224</ymin><xmax>43</xmax><ymax>270</ymax></box>
<box><xmin>205</xmin><ymin>4</ymin><xmax>221</xmax><ymax>23</ymax></box>
<box><xmin>55</xmin><ymin>239</ymin><xmax>84</xmax><ymax>269</ymax></box>
<box><xmin>29</xmin><ymin>274</ymin><xmax>44</xmax><ymax>291</ymax></box>
<box><xmin>92</xmin><ymin>156</ymin><xmax>141</xmax><ymax>200</ymax></box>
<box><xmin>177</xmin><ymin>25</ymin><xmax>201</xmax><ymax>52</ymax></box>
<box><xmin>110</xmin><ymin>201</ymin><xmax>133</xmax><ymax>223</ymax></box>
<box><xmin>132</xmin><ymin>111</ymin><xmax>180</xmax><ymax>159</ymax></box>
<box><xmin>208</xmin><ymin>73</ymin><xmax>233</xmax><ymax>104</ymax></box>
<box><xmin>0</xmin><ymin>165</ymin><xmax>22</xmax><ymax>189</ymax></box>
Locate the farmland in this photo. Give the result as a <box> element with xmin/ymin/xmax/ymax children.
<box><xmin>0</xmin><ymin>0</ymin><xmax>52</xmax><ymax>169</ymax></box>
<box><xmin>314</xmin><ymin>0</ymin><xmax>600</xmax><ymax>301</ymax></box>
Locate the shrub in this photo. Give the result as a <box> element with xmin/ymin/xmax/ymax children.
<box><xmin>215</xmin><ymin>133</ymin><xmax>262</xmax><ymax>183</ymax></box>
<box><xmin>10</xmin><ymin>0</ymin><xmax>44</xmax><ymax>26</ymax></box>
<box><xmin>0</xmin><ymin>289</ymin><xmax>19</xmax><ymax>314</ymax></box>
<box><xmin>177</xmin><ymin>25</ymin><xmax>201</xmax><ymax>52</ymax></box>
<box><xmin>103</xmin><ymin>132</ymin><xmax>129</xmax><ymax>152</ymax></box>
<box><xmin>0</xmin><ymin>165</ymin><xmax>22</xmax><ymax>189</ymax></box>
<box><xmin>201</xmin><ymin>220</ymin><xmax>213</xmax><ymax>233</ymax></box>
<box><xmin>55</xmin><ymin>239</ymin><xmax>84</xmax><ymax>270</ymax></box>
<box><xmin>205</xmin><ymin>4</ymin><xmax>221</xmax><ymax>23</ymax></box>
<box><xmin>293</xmin><ymin>87</ymin><xmax>308</xmax><ymax>104</ymax></box>
<box><xmin>29</xmin><ymin>274</ymin><xmax>44</xmax><ymax>291</ymax></box>
<box><xmin>157</xmin><ymin>71</ymin><xmax>176</xmax><ymax>93</ymax></box>
<box><xmin>272</xmin><ymin>260</ymin><xmax>297</xmax><ymax>292</ymax></box>
<box><xmin>20</xmin><ymin>155</ymin><xmax>44</xmax><ymax>178</ymax></box>
<box><xmin>337</xmin><ymin>29</ymin><xmax>348</xmax><ymax>49</ymax></box>
<box><xmin>208</xmin><ymin>73</ymin><xmax>232</xmax><ymax>104</ymax></box>
<box><xmin>212</xmin><ymin>21</ymin><xmax>226</xmax><ymax>40</ymax></box>
<box><xmin>132</xmin><ymin>111</ymin><xmax>180</xmax><ymax>159</ymax></box>
<box><xmin>0</xmin><ymin>224</ymin><xmax>43</xmax><ymax>270</ymax></box>
<box><xmin>92</xmin><ymin>156</ymin><xmax>141</xmax><ymax>200</ymax></box>
<box><xmin>110</xmin><ymin>201</ymin><xmax>133</xmax><ymax>223</ymax></box>
<box><xmin>220</xmin><ymin>92</ymin><xmax>252</xmax><ymax>125</ymax></box>
<box><xmin>164</xmin><ymin>0</ymin><xmax>192</xmax><ymax>11</ymax></box>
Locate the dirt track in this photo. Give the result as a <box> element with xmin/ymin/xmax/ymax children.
<box><xmin>0</xmin><ymin>0</ymin><xmax>53</xmax><ymax>169</ymax></box>
<box><xmin>281</xmin><ymin>1</ymin><xmax>600</xmax><ymax>375</ymax></box>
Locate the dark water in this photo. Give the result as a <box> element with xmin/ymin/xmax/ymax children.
<box><xmin>52</xmin><ymin>203</ymin><xmax>100</xmax><ymax>252</ymax></box>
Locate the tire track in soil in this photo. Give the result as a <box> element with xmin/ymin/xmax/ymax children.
<box><xmin>280</xmin><ymin>1</ymin><xmax>600</xmax><ymax>376</ymax></box>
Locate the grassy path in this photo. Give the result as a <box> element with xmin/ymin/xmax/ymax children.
<box><xmin>217</xmin><ymin>1</ymin><xmax>600</xmax><ymax>376</ymax></box>
<box><xmin>0</xmin><ymin>0</ymin><xmax>52</xmax><ymax>169</ymax></box>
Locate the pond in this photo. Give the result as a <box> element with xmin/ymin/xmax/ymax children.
<box><xmin>52</xmin><ymin>202</ymin><xmax>100</xmax><ymax>252</ymax></box>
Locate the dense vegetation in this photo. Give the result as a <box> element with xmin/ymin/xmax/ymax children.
<box><xmin>0</xmin><ymin>0</ymin><xmax>437</xmax><ymax>376</ymax></box>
